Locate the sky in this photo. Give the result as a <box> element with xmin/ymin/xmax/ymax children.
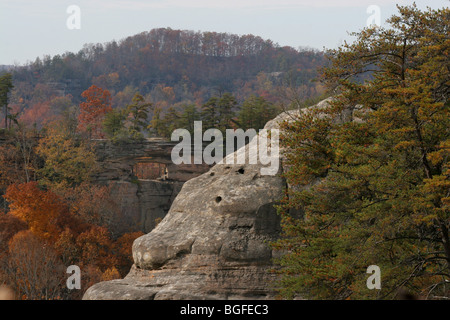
<box><xmin>0</xmin><ymin>0</ymin><xmax>448</xmax><ymax>65</ymax></box>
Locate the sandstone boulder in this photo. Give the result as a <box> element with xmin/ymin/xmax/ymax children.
<box><xmin>83</xmin><ymin>98</ymin><xmax>341</xmax><ymax>300</ymax></box>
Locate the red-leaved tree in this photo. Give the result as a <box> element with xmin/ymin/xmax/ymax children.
<box><xmin>77</xmin><ymin>85</ymin><xmax>112</xmax><ymax>139</ymax></box>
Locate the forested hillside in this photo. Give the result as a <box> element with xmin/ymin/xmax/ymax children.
<box><xmin>5</xmin><ymin>28</ymin><xmax>326</xmax><ymax>130</ymax></box>
<box><xmin>0</xmin><ymin>28</ymin><xmax>326</xmax><ymax>299</ymax></box>
<box><xmin>0</xmin><ymin>3</ymin><xmax>448</xmax><ymax>301</ymax></box>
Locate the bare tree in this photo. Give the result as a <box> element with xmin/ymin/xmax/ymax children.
<box><xmin>1</xmin><ymin>231</ymin><xmax>66</xmax><ymax>300</ymax></box>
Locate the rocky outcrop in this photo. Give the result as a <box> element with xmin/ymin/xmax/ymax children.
<box><xmin>84</xmin><ymin>161</ymin><xmax>285</xmax><ymax>299</ymax></box>
<box><xmin>93</xmin><ymin>138</ymin><xmax>210</xmax><ymax>183</ymax></box>
<box><xmin>83</xmin><ymin>98</ymin><xmax>342</xmax><ymax>300</ymax></box>
<box><xmin>92</xmin><ymin>138</ymin><xmax>210</xmax><ymax>232</ymax></box>
<box><xmin>107</xmin><ymin>180</ymin><xmax>184</xmax><ymax>232</ymax></box>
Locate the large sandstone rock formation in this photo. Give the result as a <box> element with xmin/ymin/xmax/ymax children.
<box><xmin>83</xmin><ymin>98</ymin><xmax>342</xmax><ymax>300</ymax></box>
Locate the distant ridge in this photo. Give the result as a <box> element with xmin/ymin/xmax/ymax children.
<box><xmin>6</xmin><ymin>28</ymin><xmax>327</xmax><ymax>128</ymax></box>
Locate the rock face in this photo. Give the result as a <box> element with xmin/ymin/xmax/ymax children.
<box><xmin>83</xmin><ymin>98</ymin><xmax>338</xmax><ymax>300</ymax></box>
<box><xmin>84</xmin><ymin>161</ymin><xmax>285</xmax><ymax>299</ymax></box>
<box><xmin>93</xmin><ymin>138</ymin><xmax>209</xmax><ymax>183</ymax></box>
<box><xmin>107</xmin><ymin>180</ymin><xmax>184</xmax><ymax>232</ymax></box>
<box><xmin>93</xmin><ymin>138</ymin><xmax>210</xmax><ymax>232</ymax></box>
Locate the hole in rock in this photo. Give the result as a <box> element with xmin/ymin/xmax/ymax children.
<box><xmin>237</xmin><ymin>168</ymin><xmax>245</xmax><ymax>174</ymax></box>
<box><xmin>215</xmin><ymin>196</ymin><xmax>222</xmax><ymax>203</ymax></box>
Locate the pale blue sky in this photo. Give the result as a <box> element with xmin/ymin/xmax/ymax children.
<box><xmin>0</xmin><ymin>0</ymin><xmax>448</xmax><ymax>65</ymax></box>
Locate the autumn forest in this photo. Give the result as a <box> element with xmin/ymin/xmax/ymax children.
<box><xmin>0</xmin><ymin>3</ymin><xmax>449</xmax><ymax>301</ymax></box>
<box><xmin>0</xmin><ymin>28</ymin><xmax>326</xmax><ymax>300</ymax></box>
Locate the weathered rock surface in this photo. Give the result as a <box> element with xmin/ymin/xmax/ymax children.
<box><xmin>83</xmin><ymin>98</ymin><xmax>342</xmax><ymax>300</ymax></box>
<box><xmin>107</xmin><ymin>180</ymin><xmax>184</xmax><ymax>232</ymax></box>
<box><xmin>84</xmin><ymin>161</ymin><xmax>285</xmax><ymax>299</ymax></box>
<box><xmin>93</xmin><ymin>138</ymin><xmax>210</xmax><ymax>232</ymax></box>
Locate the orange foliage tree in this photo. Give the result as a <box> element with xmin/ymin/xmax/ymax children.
<box><xmin>3</xmin><ymin>181</ymin><xmax>143</xmax><ymax>295</ymax></box>
<box><xmin>4</xmin><ymin>182</ymin><xmax>68</xmax><ymax>243</ymax></box>
<box><xmin>77</xmin><ymin>85</ymin><xmax>112</xmax><ymax>138</ymax></box>
<box><xmin>19</xmin><ymin>101</ymin><xmax>54</xmax><ymax>129</ymax></box>
<box><xmin>4</xmin><ymin>231</ymin><xmax>66</xmax><ymax>300</ymax></box>
<box><xmin>0</xmin><ymin>213</ymin><xmax>27</xmax><ymax>252</ymax></box>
